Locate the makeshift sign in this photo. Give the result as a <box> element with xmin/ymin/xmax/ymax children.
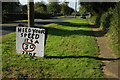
<box><xmin>16</xmin><ymin>27</ymin><xmax>45</xmax><ymax>57</ymax></box>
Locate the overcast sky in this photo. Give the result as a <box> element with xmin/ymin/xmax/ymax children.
<box><xmin>19</xmin><ymin>0</ymin><xmax>80</xmax><ymax>11</ymax></box>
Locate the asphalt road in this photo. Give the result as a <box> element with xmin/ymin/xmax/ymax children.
<box><xmin>1</xmin><ymin>16</ymin><xmax>74</xmax><ymax>35</ymax></box>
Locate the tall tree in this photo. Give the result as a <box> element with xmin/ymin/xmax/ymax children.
<box><xmin>60</xmin><ymin>2</ymin><xmax>74</xmax><ymax>16</ymax></box>
<box><xmin>2</xmin><ymin>1</ymin><xmax>21</xmax><ymax>22</ymax></box>
<box><xmin>21</xmin><ymin>5</ymin><xmax>27</xmax><ymax>14</ymax></box>
<box><xmin>34</xmin><ymin>1</ymin><xmax>47</xmax><ymax>14</ymax></box>
<box><xmin>47</xmin><ymin>2</ymin><xmax>60</xmax><ymax>15</ymax></box>
<box><xmin>2</xmin><ymin>2</ymin><xmax>21</xmax><ymax>14</ymax></box>
<box><xmin>80</xmin><ymin>2</ymin><xmax>116</xmax><ymax>15</ymax></box>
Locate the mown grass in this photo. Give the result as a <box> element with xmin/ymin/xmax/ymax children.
<box><xmin>51</xmin><ymin>16</ymin><xmax>65</xmax><ymax>19</ymax></box>
<box><xmin>14</xmin><ymin>19</ymin><xmax>42</xmax><ymax>22</ymax></box>
<box><xmin>13</xmin><ymin>16</ymin><xmax>65</xmax><ymax>22</ymax></box>
<box><xmin>2</xmin><ymin>18</ymin><xmax>104</xmax><ymax>78</ymax></box>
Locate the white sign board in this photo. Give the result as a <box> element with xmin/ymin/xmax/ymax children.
<box><xmin>16</xmin><ymin>27</ymin><xmax>45</xmax><ymax>57</ymax></box>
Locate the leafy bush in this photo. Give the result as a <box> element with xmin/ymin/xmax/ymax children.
<box><xmin>106</xmin><ymin>6</ymin><xmax>119</xmax><ymax>57</ymax></box>
<box><xmin>79</xmin><ymin>6</ymin><xmax>87</xmax><ymax>15</ymax></box>
<box><xmin>34</xmin><ymin>12</ymin><xmax>52</xmax><ymax>19</ymax></box>
<box><xmin>91</xmin><ymin>3</ymin><xmax>120</xmax><ymax>57</ymax></box>
<box><xmin>92</xmin><ymin>4</ymin><xmax>120</xmax><ymax>57</ymax></box>
<box><xmin>100</xmin><ymin>12</ymin><xmax>108</xmax><ymax>29</ymax></box>
<box><xmin>90</xmin><ymin>16</ymin><xmax>97</xmax><ymax>24</ymax></box>
<box><xmin>2</xmin><ymin>13</ymin><xmax>27</xmax><ymax>23</ymax></box>
<box><xmin>95</xmin><ymin>15</ymin><xmax>102</xmax><ymax>27</ymax></box>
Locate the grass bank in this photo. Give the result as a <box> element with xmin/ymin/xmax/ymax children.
<box><xmin>2</xmin><ymin>18</ymin><xmax>104</xmax><ymax>78</ymax></box>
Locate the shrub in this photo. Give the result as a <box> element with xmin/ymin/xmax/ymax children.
<box><xmin>95</xmin><ymin>14</ymin><xmax>102</xmax><ymax>27</ymax></box>
<box><xmin>34</xmin><ymin>12</ymin><xmax>52</xmax><ymax>19</ymax></box>
<box><xmin>100</xmin><ymin>11</ymin><xmax>113</xmax><ymax>31</ymax></box>
<box><xmin>92</xmin><ymin>4</ymin><xmax>120</xmax><ymax>57</ymax></box>
<box><xmin>106</xmin><ymin>6</ymin><xmax>119</xmax><ymax>57</ymax></box>
<box><xmin>2</xmin><ymin>13</ymin><xmax>27</xmax><ymax>23</ymax></box>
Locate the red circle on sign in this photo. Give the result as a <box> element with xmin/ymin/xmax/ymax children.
<box><xmin>22</xmin><ymin>42</ymin><xmax>36</xmax><ymax>52</ymax></box>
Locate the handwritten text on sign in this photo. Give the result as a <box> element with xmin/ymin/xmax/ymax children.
<box><xmin>16</xmin><ymin>27</ymin><xmax>45</xmax><ymax>57</ymax></box>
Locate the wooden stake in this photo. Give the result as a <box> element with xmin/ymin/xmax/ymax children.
<box><xmin>28</xmin><ymin>0</ymin><xmax>34</xmax><ymax>27</ymax></box>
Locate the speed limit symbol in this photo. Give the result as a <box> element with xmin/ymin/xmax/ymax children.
<box><xmin>22</xmin><ymin>42</ymin><xmax>36</xmax><ymax>52</ymax></box>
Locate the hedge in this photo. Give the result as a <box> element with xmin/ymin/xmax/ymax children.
<box><xmin>2</xmin><ymin>13</ymin><xmax>27</xmax><ymax>23</ymax></box>
<box><xmin>93</xmin><ymin>3</ymin><xmax>120</xmax><ymax>57</ymax></box>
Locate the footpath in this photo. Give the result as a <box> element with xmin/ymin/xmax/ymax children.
<box><xmin>88</xmin><ymin>20</ymin><xmax>120</xmax><ymax>80</ymax></box>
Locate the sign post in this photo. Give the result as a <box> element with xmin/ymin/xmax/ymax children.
<box><xmin>16</xmin><ymin>0</ymin><xmax>47</xmax><ymax>57</ymax></box>
<box><xmin>28</xmin><ymin>0</ymin><xmax>34</xmax><ymax>27</ymax></box>
<box><xmin>16</xmin><ymin>27</ymin><xmax>45</xmax><ymax>57</ymax></box>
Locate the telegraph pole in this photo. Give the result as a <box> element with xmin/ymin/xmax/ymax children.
<box><xmin>75</xmin><ymin>0</ymin><xmax>77</xmax><ymax>18</ymax></box>
<box><xmin>28</xmin><ymin>0</ymin><xmax>34</xmax><ymax>27</ymax></box>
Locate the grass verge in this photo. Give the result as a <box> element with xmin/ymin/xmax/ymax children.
<box><xmin>2</xmin><ymin>18</ymin><xmax>104</xmax><ymax>78</ymax></box>
<box><xmin>14</xmin><ymin>19</ymin><xmax>42</xmax><ymax>22</ymax></box>
<box><xmin>51</xmin><ymin>16</ymin><xmax>65</xmax><ymax>19</ymax></box>
<box><xmin>13</xmin><ymin>16</ymin><xmax>65</xmax><ymax>23</ymax></box>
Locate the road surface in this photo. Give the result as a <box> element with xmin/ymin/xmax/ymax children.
<box><xmin>1</xmin><ymin>16</ymin><xmax>74</xmax><ymax>35</ymax></box>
